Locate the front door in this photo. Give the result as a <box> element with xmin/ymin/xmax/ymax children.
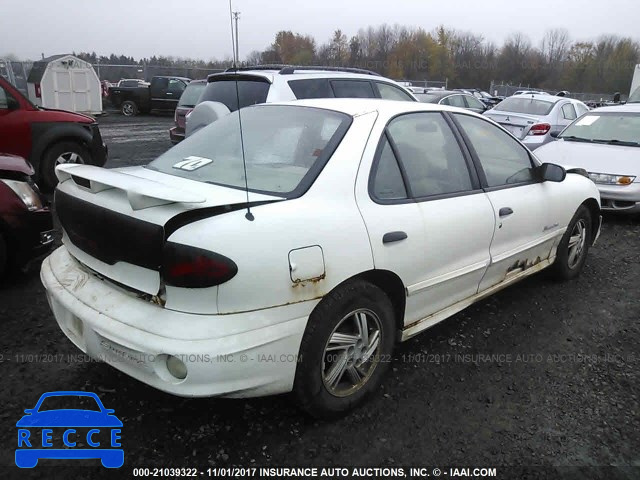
<box><xmin>451</xmin><ymin>113</ymin><xmax>554</xmax><ymax>292</ymax></box>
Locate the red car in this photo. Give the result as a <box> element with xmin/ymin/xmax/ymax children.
<box><xmin>169</xmin><ymin>79</ymin><xmax>207</xmax><ymax>143</ymax></box>
<box><xmin>0</xmin><ymin>76</ymin><xmax>107</xmax><ymax>191</ymax></box>
<box><xmin>0</xmin><ymin>153</ymin><xmax>53</xmax><ymax>278</ymax></box>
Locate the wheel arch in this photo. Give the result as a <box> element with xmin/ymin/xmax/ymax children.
<box><xmin>30</xmin><ymin>123</ymin><xmax>93</xmax><ymax>171</ymax></box>
<box><xmin>580</xmin><ymin>197</ymin><xmax>601</xmax><ymax>245</ymax></box>
<box><xmin>320</xmin><ymin>269</ymin><xmax>407</xmax><ymax>340</ymax></box>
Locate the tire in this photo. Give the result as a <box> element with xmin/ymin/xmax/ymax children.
<box><xmin>551</xmin><ymin>205</ymin><xmax>592</xmax><ymax>281</ymax></box>
<box><xmin>39</xmin><ymin>141</ymin><xmax>90</xmax><ymax>192</ymax></box>
<box><xmin>121</xmin><ymin>100</ymin><xmax>139</xmax><ymax>116</ymax></box>
<box><xmin>293</xmin><ymin>280</ymin><xmax>396</xmax><ymax>418</ymax></box>
<box><xmin>0</xmin><ymin>233</ymin><xmax>6</xmax><ymax>279</ymax></box>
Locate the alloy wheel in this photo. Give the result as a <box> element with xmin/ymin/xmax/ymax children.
<box><xmin>322</xmin><ymin>308</ymin><xmax>382</xmax><ymax>397</ymax></box>
<box><xmin>567</xmin><ymin>219</ymin><xmax>587</xmax><ymax>269</ymax></box>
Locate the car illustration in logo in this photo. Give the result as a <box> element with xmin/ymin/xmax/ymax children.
<box><xmin>15</xmin><ymin>391</ymin><xmax>123</xmax><ymax>468</ymax></box>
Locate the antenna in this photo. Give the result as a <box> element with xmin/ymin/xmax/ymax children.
<box><xmin>234</xmin><ymin>77</ymin><xmax>253</xmax><ymax>221</ymax></box>
<box><xmin>228</xmin><ymin>0</ymin><xmax>236</xmax><ymax>67</ymax></box>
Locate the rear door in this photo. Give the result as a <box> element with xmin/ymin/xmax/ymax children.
<box><xmin>357</xmin><ymin>111</ymin><xmax>495</xmax><ymax>329</ymax></box>
<box><xmin>451</xmin><ymin>113</ymin><xmax>556</xmax><ymax>292</ymax></box>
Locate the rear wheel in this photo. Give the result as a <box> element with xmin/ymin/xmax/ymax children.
<box><xmin>293</xmin><ymin>280</ymin><xmax>396</xmax><ymax>418</ymax></box>
<box><xmin>40</xmin><ymin>141</ymin><xmax>90</xmax><ymax>191</ymax></box>
<box><xmin>121</xmin><ymin>100</ymin><xmax>138</xmax><ymax>116</ymax></box>
<box><xmin>552</xmin><ymin>205</ymin><xmax>592</xmax><ymax>280</ymax></box>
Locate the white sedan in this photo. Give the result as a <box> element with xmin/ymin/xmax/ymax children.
<box><xmin>42</xmin><ymin>99</ymin><xmax>601</xmax><ymax>417</ymax></box>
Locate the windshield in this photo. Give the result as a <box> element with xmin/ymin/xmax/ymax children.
<box><xmin>560</xmin><ymin>112</ymin><xmax>640</xmax><ymax>145</ymax></box>
<box><xmin>38</xmin><ymin>395</ymin><xmax>102</xmax><ymax>412</ymax></box>
<box><xmin>198</xmin><ymin>78</ymin><xmax>270</xmax><ymax>112</ymax></box>
<box><xmin>147</xmin><ymin>105</ymin><xmax>352</xmax><ymax>196</ymax></box>
<box><xmin>178</xmin><ymin>82</ymin><xmax>206</xmax><ymax>107</ymax></box>
<box><xmin>414</xmin><ymin>93</ymin><xmax>442</xmax><ymax>103</ymax></box>
<box><xmin>493</xmin><ymin>97</ymin><xmax>555</xmax><ymax>115</ymax></box>
<box><xmin>629</xmin><ymin>86</ymin><xmax>640</xmax><ymax>103</ymax></box>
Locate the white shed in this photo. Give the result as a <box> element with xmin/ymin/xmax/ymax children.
<box><xmin>27</xmin><ymin>54</ymin><xmax>102</xmax><ymax>115</ymax></box>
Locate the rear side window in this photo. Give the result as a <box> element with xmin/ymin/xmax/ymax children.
<box><xmin>376</xmin><ymin>82</ymin><xmax>414</xmax><ymax>101</ymax></box>
<box><xmin>330</xmin><ymin>80</ymin><xmax>375</xmax><ymax>98</ymax></box>
<box><xmin>562</xmin><ymin>103</ymin><xmax>577</xmax><ymax>120</ymax></box>
<box><xmin>465</xmin><ymin>96</ymin><xmax>485</xmax><ymax>110</ymax></box>
<box><xmin>371</xmin><ymin>136</ymin><xmax>408</xmax><ymax>200</ymax></box>
<box><xmin>199</xmin><ymin>79</ymin><xmax>270</xmax><ymax>112</ymax></box>
<box><xmin>443</xmin><ymin>95</ymin><xmax>466</xmax><ymax>108</ymax></box>
<box><xmin>575</xmin><ymin>103</ymin><xmax>589</xmax><ymax>117</ymax></box>
<box><xmin>385</xmin><ymin>112</ymin><xmax>473</xmax><ymax>198</ymax></box>
<box><xmin>288</xmin><ymin>79</ymin><xmax>333</xmax><ymax>99</ymax></box>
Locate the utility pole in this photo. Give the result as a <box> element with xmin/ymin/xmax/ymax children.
<box><xmin>233</xmin><ymin>12</ymin><xmax>240</xmax><ymax>65</ymax></box>
<box><xmin>228</xmin><ymin>0</ymin><xmax>236</xmax><ymax>67</ymax></box>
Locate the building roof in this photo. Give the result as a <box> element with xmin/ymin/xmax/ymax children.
<box><xmin>27</xmin><ymin>54</ymin><xmax>79</xmax><ymax>83</ymax></box>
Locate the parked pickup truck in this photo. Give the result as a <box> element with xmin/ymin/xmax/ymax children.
<box><xmin>109</xmin><ymin>76</ymin><xmax>191</xmax><ymax>116</ymax></box>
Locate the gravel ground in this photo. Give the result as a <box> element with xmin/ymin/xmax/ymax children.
<box><xmin>1</xmin><ymin>115</ymin><xmax>638</xmax><ymax>479</ymax></box>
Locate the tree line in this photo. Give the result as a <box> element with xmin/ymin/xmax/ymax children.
<box><xmin>249</xmin><ymin>26</ymin><xmax>639</xmax><ymax>94</ymax></box>
<box><xmin>8</xmin><ymin>24</ymin><xmax>637</xmax><ymax>94</ymax></box>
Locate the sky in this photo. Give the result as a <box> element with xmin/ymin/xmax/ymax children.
<box><xmin>2</xmin><ymin>0</ymin><xmax>639</xmax><ymax>62</ymax></box>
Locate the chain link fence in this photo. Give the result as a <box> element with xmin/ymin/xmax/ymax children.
<box><xmin>489</xmin><ymin>82</ymin><xmax>627</xmax><ymax>103</ymax></box>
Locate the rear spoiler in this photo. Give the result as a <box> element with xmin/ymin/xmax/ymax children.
<box><xmin>55</xmin><ymin>164</ymin><xmax>206</xmax><ymax>210</ymax></box>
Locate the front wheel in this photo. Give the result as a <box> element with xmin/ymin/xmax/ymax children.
<box><xmin>293</xmin><ymin>280</ymin><xmax>396</xmax><ymax>418</ymax></box>
<box><xmin>40</xmin><ymin>141</ymin><xmax>90</xmax><ymax>191</ymax></box>
<box><xmin>551</xmin><ymin>205</ymin><xmax>592</xmax><ymax>280</ymax></box>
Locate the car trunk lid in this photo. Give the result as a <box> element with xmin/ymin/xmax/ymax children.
<box><xmin>55</xmin><ymin>164</ymin><xmax>281</xmax><ymax>295</ymax></box>
<box><xmin>484</xmin><ymin>112</ymin><xmax>540</xmax><ymax>139</ymax></box>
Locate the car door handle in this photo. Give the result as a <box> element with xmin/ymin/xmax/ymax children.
<box><xmin>499</xmin><ymin>207</ymin><xmax>514</xmax><ymax>218</ymax></box>
<box><xmin>383</xmin><ymin>231</ymin><xmax>408</xmax><ymax>244</ymax></box>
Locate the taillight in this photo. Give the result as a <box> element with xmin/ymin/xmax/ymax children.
<box><xmin>161</xmin><ymin>242</ymin><xmax>238</xmax><ymax>288</ymax></box>
<box><xmin>528</xmin><ymin>123</ymin><xmax>551</xmax><ymax>136</ymax></box>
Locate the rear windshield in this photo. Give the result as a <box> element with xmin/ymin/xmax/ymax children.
<box><xmin>493</xmin><ymin>97</ymin><xmax>555</xmax><ymax>115</ymax></box>
<box><xmin>178</xmin><ymin>82</ymin><xmax>206</xmax><ymax>107</ymax></box>
<box><xmin>414</xmin><ymin>93</ymin><xmax>442</xmax><ymax>103</ymax></box>
<box><xmin>147</xmin><ymin>105</ymin><xmax>352</xmax><ymax>197</ymax></box>
<box><xmin>198</xmin><ymin>78</ymin><xmax>270</xmax><ymax>112</ymax></box>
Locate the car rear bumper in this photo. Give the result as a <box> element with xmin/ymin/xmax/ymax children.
<box><xmin>169</xmin><ymin>126</ymin><xmax>184</xmax><ymax>144</ymax></box>
<box><xmin>597</xmin><ymin>183</ymin><xmax>640</xmax><ymax>214</ymax></box>
<box><xmin>522</xmin><ymin>135</ymin><xmax>552</xmax><ymax>150</ymax></box>
<box><xmin>8</xmin><ymin>208</ymin><xmax>54</xmax><ymax>268</ymax></box>
<box><xmin>40</xmin><ymin>246</ymin><xmax>310</xmax><ymax>398</ymax></box>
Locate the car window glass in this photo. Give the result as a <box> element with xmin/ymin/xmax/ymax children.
<box><xmin>168</xmin><ymin>79</ymin><xmax>186</xmax><ymax>94</ymax></box>
<box><xmin>465</xmin><ymin>96</ymin><xmax>485</xmax><ymax>110</ymax></box>
<box><xmin>0</xmin><ymin>86</ymin><xmax>8</xmax><ymax>109</ymax></box>
<box><xmin>386</xmin><ymin>112</ymin><xmax>473</xmax><ymax>198</ymax></box>
<box><xmin>330</xmin><ymin>80</ymin><xmax>375</xmax><ymax>98</ymax></box>
<box><xmin>562</xmin><ymin>103</ymin><xmax>577</xmax><ymax>120</ymax></box>
<box><xmin>575</xmin><ymin>103</ymin><xmax>588</xmax><ymax>117</ymax></box>
<box><xmin>447</xmin><ymin>95</ymin><xmax>466</xmax><ymax>108</ymax></box>
<box><xmin>154</xmin><ymin>78</ymin><xmax>169</xmax><ymax>90</ymax></box>
<box><xmin>288</xmin><ymin>79</ymin><xmax>333</xmax><ymax>99</ymax></box>
<box><xmin>376</xmin><ymin>82</ymin><xmax>414</xmax><ymax>101</ymax></box>
<box><xmin>37</xmin><ymin>395</ymin><xmax>102</xmax><ymax>412</ymax></box>
<box><xmin>372</xmin><ymin>136</ymin><xmax>408</xmax><ymax>200</ymax></box>
<box><xmin>199</xmin><ymin>80</ymin><xmax>270</xmax><ymax>112</ymax></box>
<box><xmin>454</xmin><ymin>114</ymin><xmax>534</xmax><ymax>187</ymax></box>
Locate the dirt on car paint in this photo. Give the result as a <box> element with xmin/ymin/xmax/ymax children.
<box><xmin>0</xmin><ymin>116</ymin><xmax>638</xmax><ymax>479</ymax></box>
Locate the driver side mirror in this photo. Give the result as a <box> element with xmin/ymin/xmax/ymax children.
<box><xmin>539</xmin><ymin>163</ymin><xmax>566</xmax><ymax>182</ymax></box>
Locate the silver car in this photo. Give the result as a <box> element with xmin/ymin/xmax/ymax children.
<box><xmin>535</xmin><ymin>104</ymin><xmax>640</xmax><ymax>214</ymax></box>
<box><xmin>484</xmin><ymin>94</ymin><xmax>589</xmax><ymax>150</ymax></box>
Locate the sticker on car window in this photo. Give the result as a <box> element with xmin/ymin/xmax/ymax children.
<box><xmin>576</xmin><ymin>116</ymin><xmax>599</xmax><ymax>126</ymax></box>
<box><xmin>173</xmin><ymin>156</ymin><xmax>213</xmax><ymax>171</ymax></box>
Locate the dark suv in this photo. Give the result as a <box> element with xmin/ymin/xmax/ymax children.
<box><xmin>0</xmin><ymin>76</ymin><xmax>108</xmax><ymax>190</ymax></box>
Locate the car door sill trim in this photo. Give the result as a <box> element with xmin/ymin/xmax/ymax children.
<box><xmin>406</xmin><ymin>260</ymin><xmax>489</xmax><ymax>296</ymax></box>
<box><xmin>401</xmin><ymin>257</ymin><xmax>554</xmax><ymax>341</ymax></box>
